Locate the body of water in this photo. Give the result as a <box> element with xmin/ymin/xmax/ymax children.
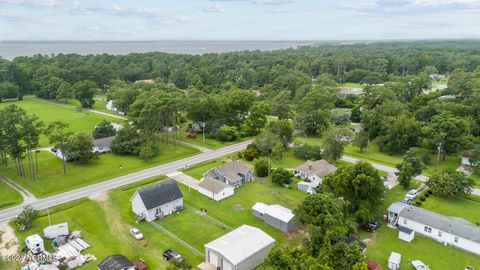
<box><xmin>0</xmin><ymin>41</ymin><xmax>312</xmax><ymax>60</ymax></box>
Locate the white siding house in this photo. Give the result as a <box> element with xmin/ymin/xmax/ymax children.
<box><xmin>387</xmin><ymin>202</ymin><xmax>480</xmax><ymax>256</ymax></box>
<box><xmin>200</xmin><ymin>225</ymin><xmax>275</xmax><ymax>270</ymax></box>
<box><xmin>293</xmin><ymin>160</ymin><xmax>336</xmax><ymax>183</ymax></box>
<box><xmin>131</xmin><ymin>179</ymin><xmax>183</xmax><ymax>222</ymax></box>
<box><xmin>197</xmin><ymin>178</ymin><xmax>235</xmax><ymax>201</ymax></box>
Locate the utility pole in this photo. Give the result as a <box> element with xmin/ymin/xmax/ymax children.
<box><xmin>436</xmin><ymin>143</ymin><xmax>442</xmax><ymax>170</ymax></box>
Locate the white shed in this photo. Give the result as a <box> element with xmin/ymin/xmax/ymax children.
<box><xmin>387</xmin><ymin>252</ymin><xmax>401</xmax><ymax>270</ymax></box>
<box><xmin>398</xmin><ymin>226</ymin><xmax>415</xmax><ymax>242</ymax></box>
<box><xmin>202</xmin><ymin>225</ymin><xmax>275</xmax><ymax>270</ymax></box>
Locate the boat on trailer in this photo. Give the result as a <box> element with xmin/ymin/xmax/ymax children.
<box><xmin>411</xmin><ymin>260</ymin><xmax>431</xmax><ymax>270</ymax></box>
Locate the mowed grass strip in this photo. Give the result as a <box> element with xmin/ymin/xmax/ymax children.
<box><xmin>0</xmin><ymin>98</ymin><xmax>123</xmax><ymax>147</ymax></box>
<box><xmin>0</xmin><ymin>143</ymin><xmax>199</xmax><ymax>198</ymax></box>
<box><xmin>0</xmin><ymin>179</ymin><xmax>23</xmax><ymax>209</ymax></box>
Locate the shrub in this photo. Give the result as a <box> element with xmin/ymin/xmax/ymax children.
<box><xmin>415</xmin><ymin>201</ymin><xmax>422</xmax><ymax>206</ymax></box>
<box><xmin>218</xmin><ymin>126</ymin><xmax>239</xmax><ymax>142</ymax></box>
<box><xmin>419</xmin><ymin>195</ymin><xmax>426</xmax><ymax>201</ymax></box>
<box><xmin>93</xmin><ymin>120</ymin><xmax>117</xmax><ymax>139</ymax></box>
<box><xmin>255</xmin><ymin>159</ymin><xmax>269</xmax><ymax>177</ymax></box>
<box><xmin>293</xmin><ymin>144</ymin><xmax>322</xmax><ymax>160</ymax></box>
<box><xmin>271</xmin><ymin>168</ymin><xmax>292</xmax><ymax>186</ymax></box>
<box><xmin>243</xmin><ymin>143</ymin><xmax>260</xmax><ymax>161</ymax></box>
<box><xmin>424</xmin><ymin>192</ymin><xmax>430</xmax><ymax>198</ymax></box>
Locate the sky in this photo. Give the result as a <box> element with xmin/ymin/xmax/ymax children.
<box><xmin>0</xmin><ymin>0</ymin><xmax>480</xmax><ymax>41</ymax></box>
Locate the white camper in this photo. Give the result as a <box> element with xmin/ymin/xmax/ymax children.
<box><xmin>25</xmin><ymin>234</ymin><xmax>45</xmax><ymax>254</ymax></box>
<box><xmin>43</xmin><ymin>222</ymin><xmax>69</xmax><ymax>239</ymax></box>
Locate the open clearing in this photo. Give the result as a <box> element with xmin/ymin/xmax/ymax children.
<box><xmin>0</xmin><ymin>180</ymin><xmax>23</xmax><ymax>210</ymax></box>
<box><xmin>0</xmin><ymin>143</ymin><xmax>199</xmax><ymax>198</ymax></box>
<box><xmin>0</xmin><ymin>97</ymin><xmax>122</xmax><ymax>147</ymax></box>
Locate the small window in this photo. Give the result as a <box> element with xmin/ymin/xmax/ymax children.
<box><xmin>454</xmin><ymin>236</ymin><xmax>459</xmax><ymax>243</ymax></box>
<box><xmin>403</xmin><ymin>219</ymin><xmax>407</xmax><ymax>225</ymax></box>
<box><xmin>424</xmin><ymin>226</ymin><xmax>428</xmax><ymax>232</ymax></box>
<box><xmin>428</xmin><ymin>227</ymin><xmax>432</xmax><ymax>233</ymax></box>
<box><xmin>438</xmin><ymin>231</ymin><xmax>442</xmax><ymax>237</ymax></box>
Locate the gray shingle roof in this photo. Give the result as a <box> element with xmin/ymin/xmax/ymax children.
<box><xmin>198</xmin><ymin>177</ymin><xmax>232</xmax><ymax>193</ymax></box>
<box><xmin>294</xmin><ymin>159</ymin><xmax>337</xmax><ymax>179</ymax></box>
<box><xmin>400</xmin><ymin>205</ymin><xmax>480</xmax><ymax>244</ymax></box>
<box><xmin>93</xmin><ymin>136</ymin><xmax>115</xmax><ymax>148</ymax></box>
<box><xmin>209</xmin><ymin>160</ymin><xmax>251</xmax><ymax>182</ymax></box>
<box><xmin>136</xmin><ymin>179</ymin><xmax>183</xmax><ymax>210</ymax></box>
<box><xmin>97</xmin><ymin>254</ymin><xmax>135</xmax><ymax>270</ymax></box>
<box><xmin>399</xmin><ymin>226</ymin><xmax>414</xmax><ymax>234</ymax></box>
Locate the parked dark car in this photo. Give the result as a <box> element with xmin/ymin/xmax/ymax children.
<box><xmin>163</xmin><ymin>249</ymin><xmax>184</xmax><ymax>262</ymax></box>
<box><xmin>364</xmin><ymin>220</ymin><xmax>382</xmax><ymax>232</ymax></box>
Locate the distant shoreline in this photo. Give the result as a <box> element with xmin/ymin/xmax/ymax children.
<box><xmin>0</xmin><ymin>40</ymin><xmax>313</xmax><ymax>60</ymax></box>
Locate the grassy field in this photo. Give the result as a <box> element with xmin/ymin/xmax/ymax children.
<box><xmin>364</xmin><ymin>226</ymin><xmax>480</xmax><ymax>269</ymax></box>
<box><xmin>184</xmin><ymin>134</ymin><xmax>253</xmax><ymax>150</ymax></box>
<box><xmin>0</xmin><ymin>180</ymin><xmax>23</xmax><ymax>209</ymax></box>
<box><xmin>339</xmin><ymin>82</ymin><xmax>363</xmax><ymax>88</ymax></box>
<box><xmin>0</xmin><ymin>143</ymin><xmax>199</xmax><ymax>198</ymax></box>
<box><xmin>9</xmin><ymin>174</ymin><xmax>307</xmax><ymax>270</ymax></box>
<box><xmin>421</xmin><ymin>195</ymin><xmax>480</xmax><ymax>224</ymax></box>
<box><xmin>0</xmin><ymin>98</ymin><xmax>123</xmax><ymax>147</ymax></box>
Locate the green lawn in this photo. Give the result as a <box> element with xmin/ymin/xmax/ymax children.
<box><xmin>179</xmin><ymin>178</ymin><xmax>307</xmax><ymax>245</ymax></box>
<box><xmin>361</xmin><ymin>183</ymin><xmax>480</xmax><ymax>269</ymax></box>
<box><xmin>364</xmin><ymin>226</ymin><xmax>480</xmax><ymax>269</ymax></box>
<box><xmin>0</xmin><ymin>143</ymin><xmax>199</xmax><ymax>198</ymax></box>
<box><xmin>0</xmin><ymin>180</ymin><xmax>23</xmax><ymax>209</ymax></box>
<box><xmin>421</xmin><ymin>195</ymin><xmax>480</xmax><ymax>224</ymax></box>
<box><xmin>156</xmin><ymin>208</ymin><xmax>230</xmax><ymax>252</ymax></box>
<box><xmin>339</xmin><ymin>82</ymin><xmax>363</xmax><ymax>88</ymax></box>
<box><xmin>0</xmin><ymin>97</ymin><xmax>123</xmax><ymax>147</ymax></box>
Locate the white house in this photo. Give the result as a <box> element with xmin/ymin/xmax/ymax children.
<box><xmin>293</xmin><ymin>160</ymin><xmax>337</xmax><ymax>183</ymax></box>
<box><xmin>252</xmin><ymin>202</ymin><xmax>296</xmax><ymax>232</ymax></box>
<box><xmin>204</xmin><ymin>160</ymin><xmax>254</xmax><ymax>188</ymax></box>
<box><xmin>387</xmin><ymin>202</ymin><xmax>480</xmax><ymax>256</ymax></box>
<box><xmin>197</xmin><ymin>177</ymin><xmax>235</xmax><ymax>201</ymax></box>
<box><xmin>200</xmin><ymin>225</ymin><xmax>275</xmax><ymax>270</ymax></box>
<box><xmin>92</xmin><ymin>136</ymin><xmax>115</xmax><ymax>154</ymax></box>
<box><xmin>131</xmin><ymin>179</ymin><xmax>183</xmax><ymax>222</ymax></box>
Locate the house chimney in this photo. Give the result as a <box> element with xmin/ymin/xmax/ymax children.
<box><xmin>308</xmin><ymin>162</ymin><xmax>312</xmax><ymax>171</ymax></box>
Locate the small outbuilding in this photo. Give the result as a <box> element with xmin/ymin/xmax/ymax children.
<box><xmin>201</xmin><ymin>225</ymin><xmax>275</xmax><ymax>270</ymax></box>
<box><xmin>297</xmin><ymin>181</ymin><xmax>318</xmax><ymax>194</ymax></box>
<box><xmin>131</xmin><ymin>179</ymin><xmax>183</xmax><ymax>221</ymax></box>
<box><xmin>43</xmin><ymin>222</ymin><xmax>69</xmax><ymax>239</ymax></box>
<box><xmin>197</xmin><ymin>177</ymin><xmax>235</xmax><ymax>201</ymax></box>
<box><xmin>387</xmin><ymin>252</ymin><xmax>401</xmax><ymax>270</ymax></box>
<box><xmin>97</xmin><ymin>254</ymin><xmax>135</xmax><ymax>270</ymax></box>
<box><xmin>252</xmin><ymin>202</ymin><xmax>296</xmax><ymax>232</ymax></box>
<box><xmin>398</xmin><ymin>226</ymin><xmax>415</xmax><ymax>242</ymax></box>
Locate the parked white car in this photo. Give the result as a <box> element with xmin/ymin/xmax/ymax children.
<box><xmin>405</xmin><ymin>189</ymin><xmax>419</xmax><ymax>200</ymax></box>
<box><xmin>130</xmin><ymin>228</ymin><xmax>144</xmax><ymax>240</ymax></box>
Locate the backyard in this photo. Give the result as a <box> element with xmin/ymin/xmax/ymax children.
<box><xmin>0</xmin><ymin>143</ymin><xmax>199</xmax><ymax>197</ymax></box>
<box><xmin>0</xmin><ymin>97</ymin><xmax>123</xmax><ymax>146</ymax></box>
<box><xmin>0</xmin><ymin>180</ymin><xmax>23</xmax><ymax>209</ymax></box>
<box><xmin>360</xmin><ymin>183</ymin><xmax>480</xmax><ymax>269</ymax></box>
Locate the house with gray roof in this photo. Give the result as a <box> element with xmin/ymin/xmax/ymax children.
<box><xmin>92</xmin><ymin>136</ymin><xmax>115</xmax><ymax>153</ymax></box>
<box><xmin>197</xmin><ymin>177</ymin><xmax>235</xmax><ymax>201</ymax></box>
<box><xmin>204</xmin><ymin>160</ymin><xmax>253</xmax><ymax>188</ymax></box>
<box><xmin>387</xmin><ymin>202</ymin><xmax>480</xmax><ymax>255</ymax></box>
<box><xmin>294</xmin><ymin>159</ymin><xmax>337</xmax><ymax>183</ymax></box>
<box><xmin>131</xmin><ymin>179</ymin><xmax>183</xmax><ymax>221</ymax></box>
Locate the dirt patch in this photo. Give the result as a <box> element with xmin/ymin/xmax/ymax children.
<box><xmin>89</xmin><ymin>192</ymin><xmax>108</xmax><ymax>202</ymax></box>
<box><xmin>232</xmin><ymin>204</ymin><xmax>244</xmax><ymax>211</ymax></box>
<box><xmin>0</xmin><ymin>222</ymin><xmax>19</xmax><ymax>256</ymax></box>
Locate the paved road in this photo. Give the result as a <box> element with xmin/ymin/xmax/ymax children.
<box><xmin>0</xmin><ymin>140</ymin><xmax>253</xmax><ymax>223</ymax></box>
<box><xmin>341</xmin><ymin>155</ymin><xmax>480</xmax><ymax>194</ymax></box>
